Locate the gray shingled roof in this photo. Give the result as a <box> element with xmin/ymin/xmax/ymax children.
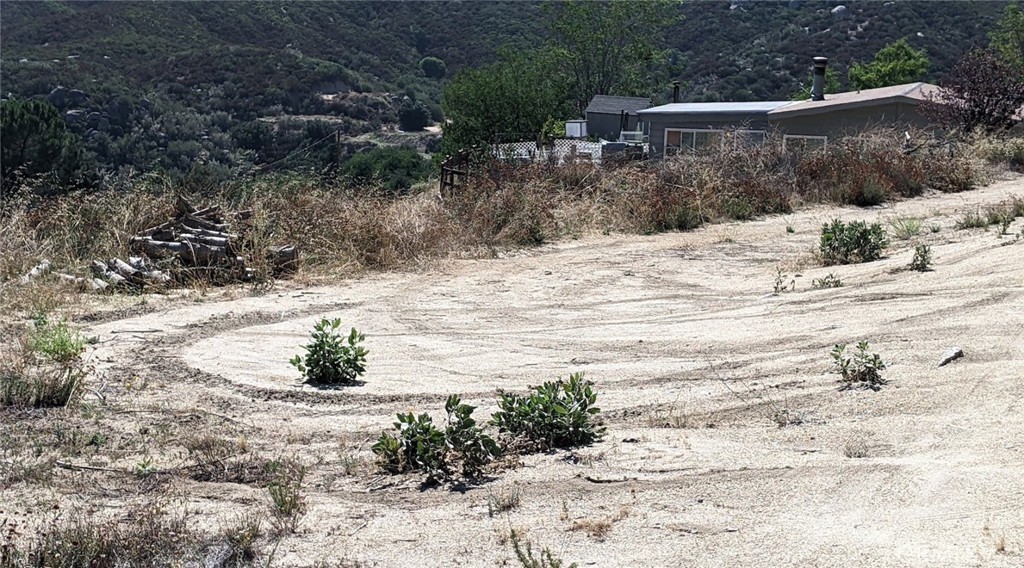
<box><xmin>585</xmin><ymin>95</ymin><xmax>653</xmax><ymax>115</ymax></box>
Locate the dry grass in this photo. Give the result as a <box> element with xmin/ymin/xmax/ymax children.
<box><xmin>970</xmin><ymin>134</ymin><xmax>1024</xmax><ymax>173</ymax></box>
<box><xmin>568</xmin><ymin>506</ymin><xmax>630</xmax><ymax>540</ymax></box>
<box><xmin>0</xmin><ymin>128</ymin><xmax>991</xmax><ymax>319</ymax></box>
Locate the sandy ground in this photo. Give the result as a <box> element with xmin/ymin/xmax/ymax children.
<box><xmin>73</xmin><ymin>177</ymin><xmax>1024</xmax><ymax>566</ymax></box>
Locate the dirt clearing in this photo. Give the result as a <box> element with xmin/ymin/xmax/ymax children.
<box><xmin>9</xmin><ymin>178</ymin><xmax>1024</xmax><ymax>567</ymax></box>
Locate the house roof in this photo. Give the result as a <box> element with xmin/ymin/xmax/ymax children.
<box><xmin>638</xmin><ymin>101</ymin><xmax>791</xmax><ymax>116</ymax></box>
<box><xmin>767</xmin><ymin>82</ymin><xmax>938</xmax><ymax>119</ymax></box>
<box><xmin>586</xmin><ymin>95</ymin><xmax>653</xmax><ymax>115</ymax></box>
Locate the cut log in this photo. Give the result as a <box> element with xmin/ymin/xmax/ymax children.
<box><xmin>179</xmin><ymin>233</ymin><xmax>231</xmax><ymax>248</ymax></box>
<box><xmin>175</xmin><ymin>195</ymin><xmax>197</xmax><ymax>216</ymax></box>
<box><xmin>181</xmin><ymin>213</ymin><xmax>229</xmax><ymax>232</ymax></box>
<box><xmin>20</xmin><ymin>259</ymin><xmax>52</xmax><ymax>284</ymax></box>
<box><xmin>139</xmin><ymin>219</ymin><xmax>175</xmax><ymax>237</ymax></box>
<box><xmin>144</xmin><ymin>269</ymin><xmax>172</xmax><ymax>285</ymax></box>
<box><xmin>90</xmin><ymin>260</ymin><xmax>128</xmax><ymax>287</ymax></box>
<box><xmin>192</xmin><ymin>205</ymin><xmax>222</xmax><ymax>221</ymax></box>
<box><xmin>269</xmin><ymin>245</ymin><xmax>300</xmax><ymax>274</ymax></box>
<box><xmin>181</xmin><ymin>226</ymin><xmax>237</xmax><ymax>240</ymax></box>
<box><xmin>132</xmin><ymin>238</ymin><xmax>237</xmax><ymax>266</ymax></box>
<box><xmin>56</xmin><ymin>272</ymin><xmax>109</xmax><ymax>292</ymax></box>
<box><xmin>109</xmin><ymin>257</ymin><xmax>142</xmax><ymax>280</ymax></box>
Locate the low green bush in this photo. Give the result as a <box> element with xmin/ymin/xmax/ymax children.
<box><xmin>289</xmin><ymin>319</ymin><xmax>367</xmax><ymax>386</ymax></box>
<box><xmin>812</xmin><ymin>273</ymin><xmax>843</xmax><ymax>288</ymax></box>
<box><xmin>909</xmin><ymin>244</ymin><xmax>932</xmax><ymax>271</ymax></box>
<box><xmin>491</xmin><ymin>372</ymin><xmax>605</xmax><ymax>451</ymax></box>
<box><xmin>819</xmin><ymin>219</ymin><xmax>888</xmax><ymax>265</ymax></box>
<box><xmin>28</xmin><ymin>315</ymin><xmax>84</xmax><ymax>364</ymax></box>
<box><xmin>831</xmin><ymin>341</ymin><xmax>887</xmax><ymax>390</ymax></box>
<box><xmin>372</xmin><ymin>394</ymin><xmax>499</xmax><ymax>482</ymax></box>
<box><xmin>1</xmin><ymin>365</ymin><xmax>84</xmax><ymax>409</ymax></box>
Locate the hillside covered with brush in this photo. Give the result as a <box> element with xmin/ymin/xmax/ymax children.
<box><xmin>0</xmin><ymin>0</ymin><xmax>1011</xmax><ymax>183</ymax></box>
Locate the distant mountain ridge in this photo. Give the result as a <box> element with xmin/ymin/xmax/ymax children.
<box><xmin>1</xmin><ymin>1</ymin><xmax>1008</xmax><ymax>104</ymax></box>
<box><xmin>0</xmin><ymin>1</ymin><xmax>1010</xmax><ymax>180</ymax></box>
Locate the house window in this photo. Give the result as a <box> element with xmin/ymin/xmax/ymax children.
<box><xmin>783</xmin><ymin>135</ymin><xmax>828</xmax><ymax>153</ymax></box>
<box><xmin>664</xmin><ymin>128</ymin><xmax>725</xmax><ymax>156</ymax></box>
<box><xmin>732</xmin><ymin>129</ymin><xmax>766</xmax><ymax>148</ymax></box>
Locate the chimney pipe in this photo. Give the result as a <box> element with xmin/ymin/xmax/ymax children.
<box><xmin>672</xmin><ymin>80</ymin><xmax>680</xmax><ymax>103</ymax></box>
<box><xmin>811</xmin><ymin>57</ymin><xmax>828</xmax><ymax>101</ymax></box>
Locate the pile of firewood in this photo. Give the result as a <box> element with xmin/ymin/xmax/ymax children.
<box><xmin>112</xmin><ymin>196</ymin><xmax>297</xmax><ymax>289</ymax></box>
<box><xmin>18</xmin><ymin>197</ymin><xmax>298</xmax><ymax>293</ymax></box>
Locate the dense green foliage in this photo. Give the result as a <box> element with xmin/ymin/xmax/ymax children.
<box><xmin>0</xmin><ymin>99</ymin><xmax>92</xmax><ymax>194</ymax></box>
<box><xmin>990</xmin><ymin>4</ymin><xmax>1024</xmax><ymax>72</ymax></box>
<box><xmin>547</xmin><ymin>0</ymin><xmax>679</xmax><ymax>114</ymax></box>
<box><xmin>831</xmin><ymin>342</ymin><xmax>887</xmax><ymax>390</ymax></box>
<box><xmin>848</xmin><ymin>38</ymin><xmax>930</xmax><ymax>90</ymax></box>
<box><xmin>397</xmin><ymin>99</ymin><xmax>431</xmax><ymax>132</ymax></box>
<box><xmin>419</xmin><ymin>57</ymin><xmax>447</xmax><ymax>80</ymax></box>
<box><xmin>372</xmin><ymin>395</ymin><xmax>500</xmax><ymax>482</ymax></box>
<box><xmin>29</xmin><ymin>315</ymin><xmax>86</xmax><ymax>364</ymax></box>
<box><xmin>289</xmin><ymin>320</ymin><xmax>368</xmax><ymax>386</ymax></box>
<box><xmin>441</xmin><ymin>50</ymin><xmax>573</xmax><ymax>155</ymax></box>
<box><xmin>819</xmin><ymin>219</ymin><xmax>889</xmax><ymax>265</ymax></box>
<box><xmin>490</xmin><ymin>372</ymin><xmax>605</xmax><ymax>451</ymax></box>
<box><xmin>339</xmin><ymin>146</ymin><xmax>430</xmax><ymax>193</ymax></box>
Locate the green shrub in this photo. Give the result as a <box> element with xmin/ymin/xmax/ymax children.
<box><xmin>340</xmin><ymin>146</ymin><xmax>430</xmax><ymax>193</ymax></box>
<box><xmin>372</xmin><ymin>394</ymin><xmax>499</xmax><ymax>482</ymax></box>
<box><xmin>831</xmin><ymin>341</ymin><xmax>887</xmax><ymax>390</ymax></box>
<box><xmin>419</xmin><ymin>56</ymin><xmax>447</xmax><ymax>79</ymax></box>
<box><xmin>28</xmin><ymin>315</ymin><xmax>84</xmax><ymax>364</ymax></box>
<box><xmin>511</xmin><ymin>529</ymin><xmax>578</xmax><ymax>568</ymax></box>
<box><xmin>819</xmin><ymin>219</ymin><xmax>888</xmax><ymax>265</ymax></box>
<box><xmin>491</xmin><ymin>372</ymin><xmax>605</xmax><ymax>451</ymax></box>
<box><xmin>909</xmin><ymin>244</ymin><xmax>932</xmax><ymax>271</ymax></box>
<box><xmin>887</xmin><ymin>216</ymin><xmax>922</xmax><ymax>240</ymax></box>
<box><xmin>289</xmin><ymin>319</ymin><xmax>367</xmax><ymax>386</ymax></box>
<box><xmin>1</xmin><ymin>363</ymin><xmax>84</xmax><ymax>409</ymax></box>
<box><xmin>2</xmin><ymin>335</ymin><xmax>84</xmax><ymax>409</ymax></box>
<box><xmin>267</xmin><ymin>459</ymin><xmax>306</xmax><ymax>534</ymax></box>
<box><xmin>812</xmin><ymin>273</ymin><xmax>843</xmax><ymax>288</ymax></box>
<box><xmin>955</xmin><ymin>209</ymin><xmax>989</xmax><ymax>229</ymax></box>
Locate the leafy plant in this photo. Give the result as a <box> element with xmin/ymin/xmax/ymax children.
<box><xmin>955</xmin><ymin>209</ymin><xmax>989</xmax><ymax>229</ymax></box>
<box><xmin>909</xmin><ymin>243</ymin><xmax>932</xmax><ymax>271</ymax></box>
<box><xmin>510</xmin><ymin>529</ymin><xmax>577</xmax><ymax>568</ymax></box>
<box><xmin>267</xmin><ymin>460</ymin><xmax>306</xmax><ymax>534</ymax></box>
<box><xmin>371</xmin><ymin>395</ymin><xmax>499</xmax><ymax>482</ymax></box>
<box><xmin>831</xmin><ymin>341</ymin><xmax>887</xmax><ymax>390</ymax></box>
<box><xmin>773</xmin><ymin>266</ymin><xmax>795</xmax><ymax>294</ymax></box>
<box><xmin>848</xmin><ymin>38</ymin><xmax>929</xmax><ymax>90</ymax></box>
<box><xmin>819</xmin><ymin>219</ymin><xmax>888</xmax><ymax>265</ymax></box>
<box><xmin>887</xmin><ymin>216</ymin><xmax>922</xmax><ymax>240</ymax></box>
<box><xmin>444</xmin><ymin>395</ymin><xmax>501</xmax><ymax>478</ymax></box>
<box><xmin>491</xmin><ymin>372</ymin><xmax>605</xmax><ymax>451</ymax></box>
<box><xmin>28</xmin><ymin>315</ymin><xmax>84</xmax><ymax>364</ymax></box>
<box><xmin>290</xmin><ymin>319</ymin><xmax>367</xmax><ymax>386</ymax></box>
<box><xmin>812</xmin><ymin>273</ymin><xmax>843</xmax><ymax>288</ymax></box>
<box><xmin>487</xmin><ymin>487</ymin><xmax>522</xmax><ymax>517</ymax></box>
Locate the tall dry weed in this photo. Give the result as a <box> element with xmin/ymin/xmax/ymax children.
<box><xmin>0</xmin><ymin>127</ymin><xmax>988</xmax><ymax>310</ymax></box>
